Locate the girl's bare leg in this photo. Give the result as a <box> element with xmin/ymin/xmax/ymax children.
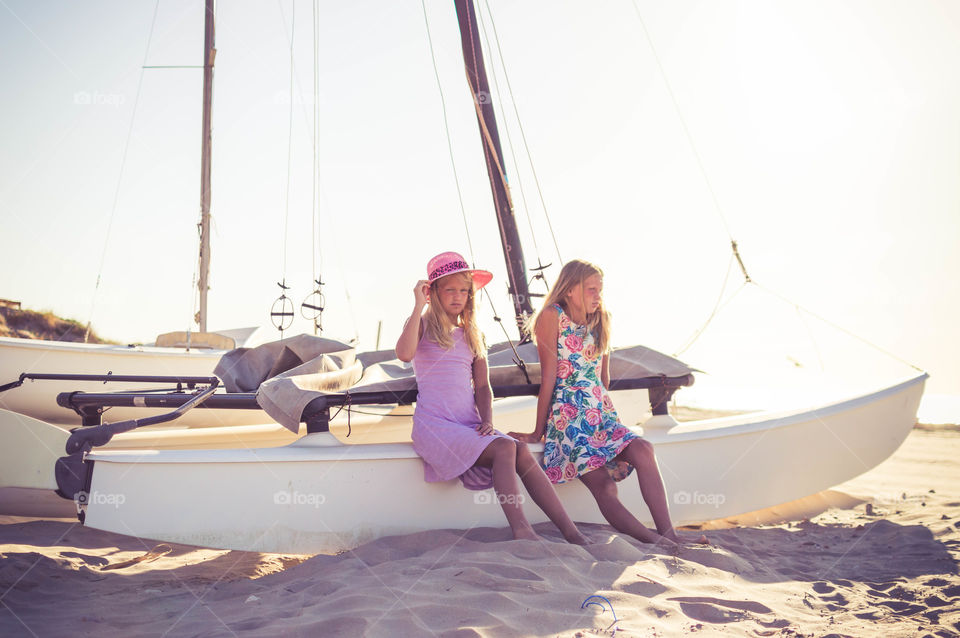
<box><xmin>579</xmin><ymin>469</ymin><xmax>673</xmax><ymax>547</ymax></box>
<box><xmin>475</xmin><ymin>438</ymin><xmax>538</xmax><ymax>540</ymax></box>
<box><xmin>514</xmin><ymin>442</ymin><xmax>588</xmax><ymax>544</ymax></box>
<box><xmin>618</xmin><ymin>439</ymin><xmax>708</xmax><ymax>545</ymax></box>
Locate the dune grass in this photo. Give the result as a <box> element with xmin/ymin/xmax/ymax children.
<box><xmin>0</xmin><ymin>306</ymin><xmax>118</xmax><ymax>344</ymax></box>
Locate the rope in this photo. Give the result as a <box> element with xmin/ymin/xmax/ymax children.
<box><xmin>330</xmin><ymin>392</ymin><xmax>352</xmax><ymax>437</ymax></box>
<box><xmin>85</xmin><ymin>0</ymin><xmax>162</xmax><ymax>342</ymax></box>
<box><xmin>420</xmin><ymin>0</ymin><xmax>475</xmax><ymax>263</ymax></box>
<box><xmin>481</xmin><ymin>0</ymin><xmax>563</xmax><ymax>264</ymax></box>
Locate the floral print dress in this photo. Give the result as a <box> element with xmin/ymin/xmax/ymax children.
<box><xmin>541</xmin><ymin>304</ymin><xmax>638</xmax><ymax>484</ymax></box>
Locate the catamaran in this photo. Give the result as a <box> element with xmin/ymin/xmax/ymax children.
<box><xmin>0</xmin><ymin>0</ymin><xmax>926</xmax><ymax>553</ymax></box>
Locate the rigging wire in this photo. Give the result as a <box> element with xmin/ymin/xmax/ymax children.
<box><xmin>796</xmin><ymin>305</ymin><xmax>826</xmax><ymax>372</ymax></box>
<box><xmin>628</xmin><ymin>0</ymin><xmax>734</xmax><ymax>242</ymax></box>
<box><xmin>627</xmin><ymin>2</ymin><xmax>924</xmax><ymax>374</ymax></box>
<box><xmin>480</xmin><ymin>0</ymin><xmax>563</xmax><ymax>265</ymax></box>
<box><xmin>462</xmin><ymin>4</ymin><xmax>538</xmax><ymax>343</ymax></box>
<box><xmin>420</xmin><ymin>0</ymin><xmax>475</xmax><ymax>264</ymax></box>
<box><xmin>673</xmin><ymin>252</ymin><xmax>738</xmax><ymax>356</ymax></box>
<box><xmin>301</xmin><ymin>0</ymin><xmax>325</xmax><ymax>336</ymax></box>
<box><xmin>475</xmin><ymin>2</ymin><xmax>541</xmax><ymax>266</ymax></box>
<box><xmin>311</xmin><ymin>0</ymin><xmax>320</xmax><ymax>286</ymax></box>
<box><xmin>280</xmin><ymin>0</ymin><xmax>295</xmax><ymax>281</ymax></box>
<box><xmin>462</xmin><ymin>3</ymin><xmax>516</xmax><ymax>292</ymax></box>
<box><xmin>420</xmin><ymin>0</ymin><xmax>525</xmax><ymax>365</ymax></box>
<box><xmin>481</xmin><ymin>287</ymin><xmax>532</xmax><ymax>383</ymax></box>
<box><xmin>753</xmin><ymin>283</ymin><xmax>925</xmax><ymax>373</ymax></box>
<box><xmin>275</xmin><ymin>2</ymin><xmax>318</xmax><ymax>151</ymax></box>
<box><xmin>85</xmin><ymin>0</ymin><xmax>163</xmax><ymax>343</ymax></box>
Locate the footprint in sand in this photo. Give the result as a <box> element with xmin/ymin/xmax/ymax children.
<box><xmin>865</xmin><ymin>580</ymin><xmax>903</xmax><ymax>595</ymax></box>
<box><xmin>462</xmin><ymin>563</ymin><xmax>543</xmax><ymax>581</ymax></box>
<box><xmin>617</xmin><ymin>579</ymin><xmax>668</xmax><ymax>598</ymax></box>
<box><xmin>924</xmin><ymin>595</ymin><xmax>951</xmax><ymax>607</ymax></box>
<box><xmin>58</xmin><ymin>551</ymin><xmax>109</xmax><ymax>567</ymax></box>
<box><xmin>668</xmin><ymin>596</ymin><xmax>775</xmax><ymax>625</ymax></box>
<box><xmin>100</xmin><ymin>544</ymin><xmax>173</xmax><ymax>571</ymax></box>
<box><xmin>230</xmin><ymin>617</ymin><xmax>274</xmax><ymax>632</ymax></box>
<box><xmin>942</xmin><ymin>584</ymin><xmax>960</xmax><ymax>598</ymax></box>
<box><xmin>819</xmin><ymin>592</ymin><xmax>849</xmax><ymax>611</ymax></box>
<box><xmin>876</xmin><ymin>599</ymin><xmax>927</xmax><ymax>616</ymax></box>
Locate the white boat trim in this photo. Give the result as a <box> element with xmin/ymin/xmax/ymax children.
<box><xmin>659</xmin><ymin>373</ymin><xmax>928</xmax><ymax>442</ymax></box>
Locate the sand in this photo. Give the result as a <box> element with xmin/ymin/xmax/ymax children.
<box><xmin>1</xmin><ymin>427</ymin><xmax>958</xmax><ymax>637</ymax></box>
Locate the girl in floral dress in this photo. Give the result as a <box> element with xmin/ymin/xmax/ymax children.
<box><xmin>510</xmin><ymin>259</ymin><xmax>705</xmax><ymax>546</ymax></box>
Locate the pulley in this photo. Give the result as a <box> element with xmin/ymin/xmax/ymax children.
<box><xmin>301</xmin><ymin>277</ymin><xmax>325</xmax><ymax>335</ymax></box>
<box><xmin>527</xmin><ymin>259</ymin><xmax>552</xmax><ymax>299</ymax></box>
<box><xmin>271</xmin><ymin>280</ymin><xmax>295</xmax><ymax>334</ymax></box>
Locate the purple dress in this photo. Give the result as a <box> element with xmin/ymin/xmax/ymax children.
<box><xmin>411</xmin><ymin>327</ymin><xmax>511</xmax><ymax>490</ymax></box>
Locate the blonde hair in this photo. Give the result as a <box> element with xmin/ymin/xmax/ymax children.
<box><xmin>423</xmin><ymin>272</ymin><xmax>486</xmax><ymax>358</ymax></box>
<box><xmin>530</xmin><ymin>259</ymin><xmax>611</xmax><ymax>354</ymax></box>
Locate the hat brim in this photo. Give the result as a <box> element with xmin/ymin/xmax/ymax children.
<box><xmin>430</xmin><ymin>268</ymin><xmax>493</xmax><ymax>291</ymax></box>
<box><xmin>471</xmin><ymin>270</ymin><xmax>493</xmax><ymax>291</ymax></box>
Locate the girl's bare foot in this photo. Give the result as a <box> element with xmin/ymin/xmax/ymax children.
<box><xmin>648</xmin><ymin>533</ymin><xmax>679</xmax><ymax>551</ymax></box>
<box><xmin>663</xmin><ymin>529</ymin><xmax>710</xmax><ymax>545</ymax></box>
<box><xmin>633</xmin><ymin>526</ymin><xmax>675</xmax><ymax>547</ymax></box>
<box><xmin>513</xmin><ymin>527</ymin><xmax>541</xmax><ymax>541</ymax></box>
<box><xmin>564</xmin><ymin>529</ymin><xmax>590</xmax><ymax>545</ymax></box>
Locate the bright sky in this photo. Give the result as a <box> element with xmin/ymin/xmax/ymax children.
<box><xmin>1</xmin><ymin>0</ymin><xmax>957</xmax><ymax>415</ymax></box>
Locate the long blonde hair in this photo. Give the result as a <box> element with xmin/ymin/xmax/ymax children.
<box><xmin>530</xmin><ymin>259</ymin><xmax>611</xmax><ymax>354</ymax></box>
<box><xmin>423</xmin><ymin>272</ymin><xmax>486</xmax><ymax>358</ymax></box>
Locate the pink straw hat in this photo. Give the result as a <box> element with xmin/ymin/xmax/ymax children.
<box><xmin>426</xmin><ymin>251</ymin><xmax>493</xmax><ymax>290</ymax></box>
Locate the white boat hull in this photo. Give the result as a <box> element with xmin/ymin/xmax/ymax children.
<box><xmin>69</xmin><ymin>374</ymin><xmax>925</xmax><ymax>554</ymax></box>
<box><xmin>0</xmin><ymin>387</ymin><xmax>655</xmax><ymax>518</ymax></box>
<box><xmin>0</xmin><ymin>336</ymin><xmax>262</xmax><ymax>426</ymax></box>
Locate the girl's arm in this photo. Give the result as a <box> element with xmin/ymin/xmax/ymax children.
<box><xmin>472</xmin><ymin>355</ymin><xmax>494</xmax><ymax>435</ymax></box>
<box><xmin>509</xmin><ymin>307</ymin><xmax>559</xmax><ymax>442</ymax></box>
<box><xmin>601</xmin><ymin>353</ymin><xmax>611</xmax><ymax>389</ymax></box>
<box><xmin>395</xmin><ymin>280</ymin><xmax>429</xmax><ymax>362</ymax></box>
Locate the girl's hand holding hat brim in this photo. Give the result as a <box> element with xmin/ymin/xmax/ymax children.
<box><xmin>414</xmin><ymin>279</ymin><xmax>430</xmax><ymax>306</ymax></box>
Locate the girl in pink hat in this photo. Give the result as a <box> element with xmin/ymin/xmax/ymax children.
<box><xmin>396</xmin><ymin>251</ymin><xmax>587</xmax><ymax>544</ymax></box>
<box><xmin>509</xmin><ymin>259</ymin><xmax>707</xmax><ymax>547</ymax></box>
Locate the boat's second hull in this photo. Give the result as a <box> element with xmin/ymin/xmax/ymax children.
<box><xmin>0</xmin><ymin>337</ymin><xmax>245</xmax><ymax>425</ymax></box>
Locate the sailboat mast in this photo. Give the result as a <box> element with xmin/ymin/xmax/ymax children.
<box><xmin>453</xmin><ymin>0</ymin><xmax>534</xmax><ymax>337</ymax></box>
<box><xmin>197</xmin><ymin>0</ymin><xmax>215</xmax><ymax>333</ymax></box>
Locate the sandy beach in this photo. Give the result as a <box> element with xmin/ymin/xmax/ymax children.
<box><xmin>1</xmin><ymin>425</ymin><xmax>957</xmax><ymax>637</ymax></box>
